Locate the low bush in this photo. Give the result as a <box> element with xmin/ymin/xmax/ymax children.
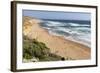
<box><xmin>23</xmin><ymin>36</ymin><xmax>62</xmax><ymax>62</ymax></box>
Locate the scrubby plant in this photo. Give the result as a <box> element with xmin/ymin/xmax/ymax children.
<box><xmin>23</xmin><ymin>36</ymin><xmax>62</xmax><ymax>62</ymax></box>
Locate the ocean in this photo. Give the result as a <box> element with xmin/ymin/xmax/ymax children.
<box><xmin>40</xmin><ymin>19</ymin><xmax>91</xmax><ymax>47</ymax></box>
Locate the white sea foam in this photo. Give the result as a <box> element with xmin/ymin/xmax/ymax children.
<box><xmin>40</xmin><ymin>20</ymin><xmax>91</xmax><ymax>47</ymax></box>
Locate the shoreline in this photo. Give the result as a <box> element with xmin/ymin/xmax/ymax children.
<box><xmin>41</xmin><ymin>26</ymin><xmax>90</xmax><ymax>50</ymax></box>
<box><xmin>23</xmin><ymin>16</ymin><xmax>91</xmax><ymax>60</ymax></box>
<box><xmin>46</xmin><ymin>31</ymin><xmax>90</xmax><ymax>52</ymax></box>
<box><xmin>47</xmin><ymin>30</ymin><xmax>91</xmax><ymax>48</ymax></box>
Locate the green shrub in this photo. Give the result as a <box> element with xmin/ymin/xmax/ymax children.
<box><xmin>23</xmin><ymin>36</ymin><xmax>62</xmax><ymax>61</ymax></box>
<box><xmin>23</xmin><ymin>52</ymin><xmax>32</xmax><ymax>59</ymax></box>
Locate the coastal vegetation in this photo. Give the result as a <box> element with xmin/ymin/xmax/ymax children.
<box><xmin>23</xmin><ymin>36</ymin><xmax>62</xmax><ymax>62</ymax></box>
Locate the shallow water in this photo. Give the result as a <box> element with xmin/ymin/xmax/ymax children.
<box><xmin>40</xmin><ymin>20</ymin><xmax>91</xmax><ymax>47</ymax></box>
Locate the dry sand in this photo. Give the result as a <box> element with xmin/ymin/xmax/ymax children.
<box><xmin>23</xmin><ymin>16</ymin><xmax>91</xmax><ymax>60</ymax></box>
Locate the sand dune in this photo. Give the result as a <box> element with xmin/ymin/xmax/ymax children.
<box><xmin>23</xmin><ymin>16</ymin><xmax>91</xmax><ymax>60</ymax></box>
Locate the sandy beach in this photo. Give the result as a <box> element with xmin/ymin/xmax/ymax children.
<box><xmin>23</xmin><ymin>16</ymin><xmax>91</xmax><ymax>60</ymax></box>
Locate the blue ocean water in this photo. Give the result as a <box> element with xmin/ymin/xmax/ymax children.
<box><xmin>40</xmin><ymin>20</ymin><xmax>91</xmax><ymax>47</ymax></box>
